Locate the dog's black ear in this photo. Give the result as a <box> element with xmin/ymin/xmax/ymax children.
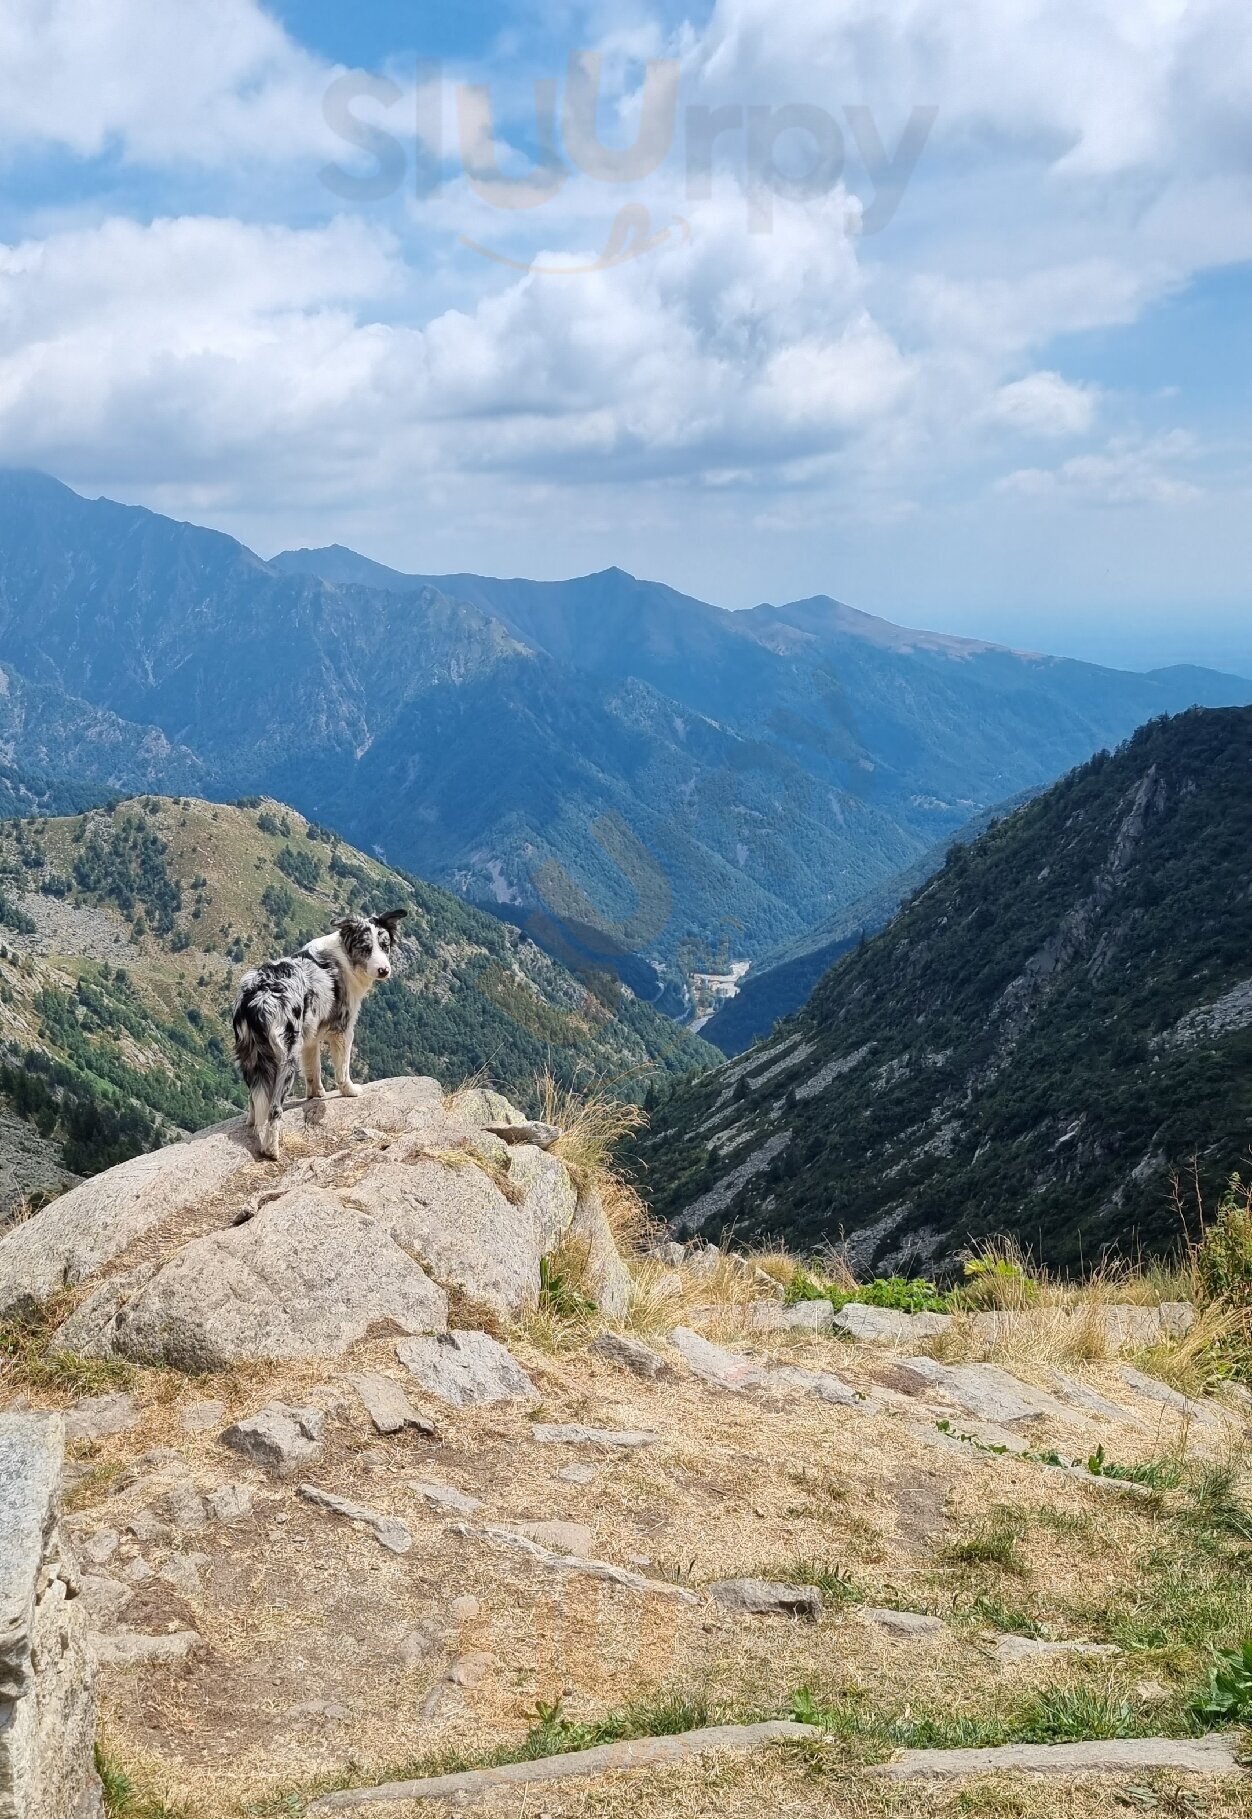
<box><xmin>373</xmin><ymin>908</ymin><xmax>407</xmax><ymax>938</ymax></box>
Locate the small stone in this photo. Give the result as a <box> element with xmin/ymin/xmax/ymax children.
<box><xmin>669</xmin><ymin>1328</ymin><xmax>767</xmax><ymax>1391</ymax></box>
<box><xmin>747</xmin><ymin>1301</ymin><xmax>834</xmax><ymax>1334</ymax></box>
<box><xmin>396</xmin><ymin>1331</ymin><xmax>537</xmax><ymax>1407</ymax></box>
<box><xmin>447</xmin><ymin>1649</ymin><xmax>495</xmax><ymax>1688</ymax></box>
<box><xmin>349</xmin><ymin>1372</ymin><xmax>437</xmax><ymax>1436</ymax></box>
<box><xmin>65</xmin><ymin>1391</ymin><xmax>140</xmax><ymax>1443</ymax></box>
<box><xmin>91</xmin><ymin>1629</ymin><xmax>201</xmax><ymax>1667</ymax></box>
<box><xmin>400</xmin><ymin>1627</ymin><xmax>437</xmax><ymax>1665</ymax></box>
<box><xmin>297</xmin><ymin>1483</ymin><xmax>412</xmax><ymax>1554</ymax></box>
<box><xmin>882</xmin><ymin>1734</ymin><xmax>1240</xmax><ymax>1781</ymax></box>
<box><xmin>864</xmin><ymin>1608</ymin><xmax>943</xmax><ymax>1637</ymax></box>
<box><xmin>648</xmin><ymin>1241</ymin><xmax>686</xmax><ymax>1267</ymax></box>
<box><xmin>532</xmin><ymin>1424</ymin><xmax>658</xmax><ymax>1449</ymax></box>
<box><xmin>77</xmin><ymin>1527</ymin><xmax>120</xmax><ymax>1567</ymax></box>
<box><xmin>121</xmin><ymin>1556</ymin><xmax>152</xmax><ymax>1585</ymax></box>
<box><xmin>834</xmin><ymin>1304</ymin><xmax>952</xmax><ymax>1343</ymax></box>
<box><xmin>161</xmin><ymin>1552</ymin><xmax>210</xmax><ymax>1598</ymax></box>
<box><xmin>993</xmin><ymin>1635</ymin><xmax>1119</xmax><ymax>1666</ymax></box>
<box><xmin>221</xmin><ymin>1403</ymin><xmax>326</xmax><ymax>1475</ymax></box>
<box><xmin>77</xmin><ymin>1573</ymin><xmax>133</xmax><ymax>1628</ymax></box>
<box><xmin>591</xmin><ymin>1332</ymin><xmax>666</xmax><ymax>1379</ymax></box>
<box><xmin>206</xmin><ymin>1481</ymin><xmax>254</xmax><ymax>1524</ymax></box>
<box><xmin>179</xmin><ymin>1399</ymin><xmax>227</xmax><ymax>1434</ymax></box>
<box><xmin>449</xmin><ymin>1595</ymin><xmax>480</xmax><ymax>1623</ymax></box>
<box><xmin>687</xmin><ymin>1245</ymin><xmax>721</xmax><ymax>1278</ymax></box>
<box><xmin>709</xmin><ymin>1578</ymin><xmax>822</xmax><ymax>1620</ymax></box>
<box><xmin>124</xmin><ymin>1510</ymin><xmax>170</xmax><ymax>1546</ymax></box>
<box><xmin>163</xmin><ymin>1484</ymin><xmax>209</xmax><ymax>1533</ymax></box>
<box><xmin>510</xmin><ymin>1521</ymin><xmax>593</xmax><ymax>1556</ymax></box>
<box><xmin>557</xmin><ymin>1464</ymin><xmax>598</xmax><ymax>1485</ymax></box>
<box><xmin>412</xmin><ymin>1480</ymin><xmax>482</xmax><ymax>1516</ymax></box>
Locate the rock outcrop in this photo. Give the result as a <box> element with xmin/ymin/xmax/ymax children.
<box><xmin>0</xmin><ymin>1413</ymin><xmax>101</xmax><ymax>1819</ymax></box>
<box><xmin>0</xmin><ymin>1079</ymin><xmax>633</xmax><ymax>1370</ymax></box>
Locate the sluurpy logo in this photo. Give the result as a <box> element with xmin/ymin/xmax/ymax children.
<box><xmin>321</xmin><ymin>54</ymin><xmax>936</xmax><ymax>274</ymax></box>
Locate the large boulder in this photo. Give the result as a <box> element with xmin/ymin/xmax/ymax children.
<box><xmin>0</xmin><ymin>1078</ymin><xmax>635</xmax><ymax>1372</ymax></box>
<box><xmin>1</xmin><ymin>1413</ymin><xmax>102</xmax><ymax>1819</ymax></box>
<box><xmin>346</xmin><ymin>1158</ymin><xmax>539</xmax><ymax>1319</ymax></box>
<box><xmin>56</xmin><ymin>1190</ymin><xmax>448</xmax><ymax>1371</ymax></box>
<box><xmin>0</xmin><ymin>1125</ymin><xmax>253</xmax><ymax>1317</ymax></box>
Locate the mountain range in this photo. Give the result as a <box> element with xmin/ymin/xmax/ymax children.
<box><xmin>2</xmin><ymin>469</ymin><xmax>1250</xmax><ymax>1005</ymax></box>
<box><xmin>636</xmin><ymin>707</ymin><xmax>1252</xmax><ymax>1272</ymax></box>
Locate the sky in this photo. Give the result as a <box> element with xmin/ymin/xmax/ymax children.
<box><xmin>0</xmin><ymin>0</ymin><xmax>1250</xmax><ymax>674</ymax></box>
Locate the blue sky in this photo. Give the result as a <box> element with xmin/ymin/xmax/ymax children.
<box><xmin>0</xmin><ymin>0</ymin><xmax>1250</xmax><ymax>675</ymax></box>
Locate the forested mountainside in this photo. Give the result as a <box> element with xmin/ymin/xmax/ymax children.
<box><xmin>637</xmin><ymin>708</ymin><xmax>1252</xmax><ymax>1272</ymax></box>
<box><xmin>701</xmin><ymin>793</ymin><xmax>1038</xmax><ymax>1055</ymax></box>
<box><xmin>0</xmin><ymin>797</ymin><xmax>713</xmax><ymax>1215</ymax></box>
<box><xmin>0</xmin><ymin>759</ymin><xmax>116</xmax><ymax>821</ymax></box>
<box><xmin>1</xmin><ymin>471</ymin><xmax>1249</xmax><ymax>990</ymax></box>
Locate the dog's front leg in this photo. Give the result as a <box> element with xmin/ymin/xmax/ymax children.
<box><xmin>329</xmin><ymin>1026</ymin><xmax>362</xmax><ymax>1097</ymax></box>
<box><xmin>302</xmin><ymin>1037</ymin><xmax>325</xmax><ymax>1099</ymax></box>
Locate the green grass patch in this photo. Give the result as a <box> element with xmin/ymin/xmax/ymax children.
<box><xmin>754</xmin><ymin>1556</ymin><xmax>859</xmax><ymax>1603</ymax></box>
<box><xmin>0</xmin><ymin>1294</ymin><xmax>135</xmax><ymax>1396</ymax></box>
<box><xmin>97</xmin><ymin>1746</ymin><xmax>196</xmax><ymax>1819</ymax></box>
<box><xmin>944</xmin><ymin>1509</ymin><xmax>1030</xmax><ymax>1575</ymax></box>
<box><xmin>1086</xmin><ymin>1444</ymin><xmax>1183</xmax><ymax>1491</ymax></box>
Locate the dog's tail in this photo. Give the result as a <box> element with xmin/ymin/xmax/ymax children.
<box><xmin>232</xmin><ymin>975</ymin><xmax>292</xmax><ymax>1115</ymax></box>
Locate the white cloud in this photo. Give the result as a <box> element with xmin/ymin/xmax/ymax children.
<box><xmin>0</xmin><ymin>0</ymin><xmax>1245</xmax><ymax>616</ymax></box>
<box><xmin>990</xmin><ymin>372</ymin><xmax>1099</xmax><ymax>438</ymax></box>
<box><xmin>998</xmin><ymin>432</ymin><xmax>1203</xmax><ymax>506</ymax></box>
<box><xmin>0</xmin><ymin>0</ymin><xmax>349</xmax><ymax>167</ymax></box>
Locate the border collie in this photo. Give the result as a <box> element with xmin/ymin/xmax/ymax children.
<box><xmin>232</xmin><ymin>910</ymin><xmax>406</xmax><ymax>1159</ymax></box>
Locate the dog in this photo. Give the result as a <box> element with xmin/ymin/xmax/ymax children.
<box><xmin>232</xmin><ymin>910</ymin><xmax>406</xmax><ymax>1159</ymax></box>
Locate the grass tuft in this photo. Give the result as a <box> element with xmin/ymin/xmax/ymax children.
<box><xmin>0</xmin><ymin>1294</ymin><xmax>135</xmax><ymax>1397</ymax></box>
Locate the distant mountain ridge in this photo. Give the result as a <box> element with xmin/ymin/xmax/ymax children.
<box><xmin>636</xmin><ymin>707</ymin><xmax>1252</xmax><ymax>1272</ymax></box>
<box><xmin>1</xmin><ymin>470</ymin><xmax>1249</xmax><ymax>996</ymax></box>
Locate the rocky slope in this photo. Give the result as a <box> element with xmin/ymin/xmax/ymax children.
<box><xmin>4</xmin><ymin>471</ymin><xmax>1251</xmax><ymax>982</ymax></box>
<box><xmin>0</xmin><ymin>797</ymin><xmax>713</xmax><ymax>1215</ymax></box>
<box><xmin>1</xmin><ymin>1090</ymin><xmax>1249</xmax><ymax>1817</ymax></box>
<box><xmin>638</xmin><ymin>708</ymin><xmax>1252</xmax><ymax>1272</ymax></box>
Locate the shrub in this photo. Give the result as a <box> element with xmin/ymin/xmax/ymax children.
<box><xmin>1193</xmin><ymin>1177</ymin><xmax>1252</xmax><ymax>1308</ymax></box>
<box><xmin>1193</xmin><ymin>1639</ymin><xmax>1252</xmax><ymax>1723</ymax></box>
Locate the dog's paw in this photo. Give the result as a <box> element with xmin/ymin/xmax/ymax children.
<box><xmin>339</xmin><ymin>1081</ymin><xmax>363</xmax><ymax>1098</ymax></box>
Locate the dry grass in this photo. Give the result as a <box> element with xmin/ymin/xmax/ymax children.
<box><xmin>1135</xmin><ymin>1300</ymin><xmax>1242</xmax><ymax>1397</ymax></box>
<box><xmin>538</xmin><ymin>1069</ymin><xmax>648</xmax><ymax>1181</ymax></box>
<box><xmin>933</xmin><ymin>1302</ymin><xmax>1117</xmax><ymax>1373</ymax></box>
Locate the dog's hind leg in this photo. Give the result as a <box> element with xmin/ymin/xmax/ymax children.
<box><xmin>302</xmin><ymin>1037</ymin><xmax>324</xmax><ymax>1099</ymax></box>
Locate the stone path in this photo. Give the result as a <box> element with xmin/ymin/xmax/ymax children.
<box><xmin>882</xmin><ymin>1732</ymin><xmax>1242</xmax><ymax>1780</ymax></box>
<box><xmin>307</xmin><ymin>1722</ymin><xmax>826</xmax><ymax>1810</ymax></box>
